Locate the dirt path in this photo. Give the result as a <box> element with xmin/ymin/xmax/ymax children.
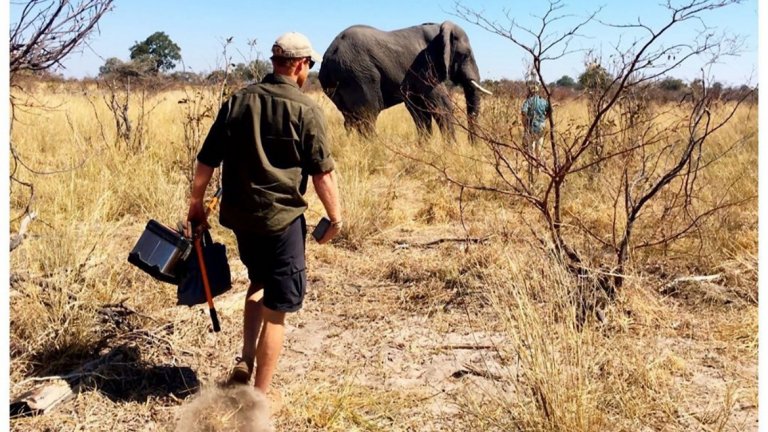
<box><xmin>168</xmin><ymin>235</ymin><xmax>511</xmax><ymax>430</ymax></box>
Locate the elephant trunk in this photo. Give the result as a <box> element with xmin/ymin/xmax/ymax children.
<box><xmin>464</xmin><ymin>84</ymin><xmax>480</xmax><ymax>118</ymax></box>
<box><xmin>464</xmin><ymin>83</ymin><xmax>481</xmax><ymax>141</ymax></box>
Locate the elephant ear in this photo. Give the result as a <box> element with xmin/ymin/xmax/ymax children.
<box><xmin>428</xmin><ymin>21</ymin><xmax>454</xmax><ymax>82</ymax></box>
<box><xmin>402</xmin><ymin>22</ymin><xmax>453</xmax><ymax>96</ymax></box>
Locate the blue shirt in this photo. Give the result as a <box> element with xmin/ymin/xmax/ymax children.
<box><xmin>521</xmin><ymin>95</ymin><xmax>550</xmax><ymax>134</ymax></box>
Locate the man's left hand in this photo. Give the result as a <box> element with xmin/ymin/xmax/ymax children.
<box><xmin>317</xmin><ymin>220</ymin><xmax>341</xmax><ymax>244</ymax></box>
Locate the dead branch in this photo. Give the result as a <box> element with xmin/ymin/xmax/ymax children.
<box><xmin>10</xmin><ymin>0</ymin><xmax>114</xmax><ymax>78</ymax></box>
<box><xmin>392</xmin><ymin>236</ymin><xmax>493</xmax><ymax>250</ymax></box>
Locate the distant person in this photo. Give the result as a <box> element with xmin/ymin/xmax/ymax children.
<box><xmin>186</xmin><ymin>32</ymin><xmax>342</xmax><ymax>410</ymax></box>
<box><xmin>521</xmin><ymin>81</ymin><xmax>551</xmax><ymax>159</ymax></box>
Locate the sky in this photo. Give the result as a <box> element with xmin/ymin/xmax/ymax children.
<box><xmin>9</xmin><ymin>0</ymin><xmax>758</xmax><ymax>86</ymax></box>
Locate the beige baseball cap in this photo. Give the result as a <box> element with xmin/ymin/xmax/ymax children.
<box><xmin>271</xmin><ymin>32</ymin><xmax>321</xmax><ymax>65</ymax></box>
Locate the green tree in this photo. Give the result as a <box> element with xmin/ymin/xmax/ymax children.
<box><xmin>129</xmin><ymin>31</ymin><xmax>181</xmax><ymax>73</ymax></box>
<box><xmin>710</xmin><ymin>81</ymin><xmax>724</xmax><ymax>98</ymax></box>
<box><xmin>99</xmin><ymin>56</ymin><xmax>154</xmax><ymax>78</ymax></box>
<box><xmin>578</xmin><ymin>63</ymin><xmax>611</xmax><ymax>91</ymax></box>
<box><xmin>555</xmin><ymin>75</ymin><xmax>576</xmax><ymax>88</ymax></box>
<box><xmin>231</xmin><ymin>59</ymin><xmax>272</xmax><ymax>82</ymax></box>
<box><xmin>658</xmin><ymin>77</ymin><xmax>686</xmax><ymax>92</ymax></box>
<box><xmin>99</xmin><ymin>57</ymin><xmax>124</xmax><ymax>75</ymax></box>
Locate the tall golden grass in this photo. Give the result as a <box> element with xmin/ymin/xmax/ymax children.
<box><xmin>9</xmin><ymin>83</ymin><xmax>757</xmax><ymax>431</ymax></box>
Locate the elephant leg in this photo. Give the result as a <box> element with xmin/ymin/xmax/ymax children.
<box><xmin>343</xmin><ymin>112</ymin><xmax>378</xmax><ymax>138</ymax></box>
<box><xmin>430</xmin><ymin>90</ymin><xmax>456</xmax><ymax>141</ymax></box>
<box><xmin>331</xmin><ymin>77</ymin><xmax>382</xmax><ymax>139</ymax></box>
<box><xmin>405</xmin><ymin>97</ymin><xmax>433</xmax><ymax>138</ymax></box>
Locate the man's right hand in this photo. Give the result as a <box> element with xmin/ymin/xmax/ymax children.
<box><xmin>185</xmin><ymin>199</ymin><xmax>209</xmax><ymax>238</ymax></box>
<box><xmin>186</xmin><ymin>161</ymin><xmax>216</xmax><ymax>237</ymax></box>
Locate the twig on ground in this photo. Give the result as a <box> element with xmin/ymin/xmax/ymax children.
<box><xmin>394</xmin><ymin>235</ymin><xmax>494</xmax><ymax>249</ymax></box>
<box><xmin>435</xmin><ymin>344</ymin><xmax>496</xmax><ymax>350</ymax></box>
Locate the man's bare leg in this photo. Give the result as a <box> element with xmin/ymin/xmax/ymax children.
<box><xmin>241</xmin><ymin>283</ymin><xmax>265</xmax><ymax>366</ymax></box>
<box><xmin>253</xmin><ymin>304</ymin><xmax>286</xmax><ymax>394</ymax></box>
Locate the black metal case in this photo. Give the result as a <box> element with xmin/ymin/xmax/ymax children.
<box><xmin>128</xmin><ymin>220</ymin><xmax>192</xmax><ymax>284</ymax></box>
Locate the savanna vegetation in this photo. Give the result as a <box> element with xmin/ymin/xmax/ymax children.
<box><xmin>9</xmin><ymin>79</ymin><xmax>757</xmax><ymax>432</ymax></box>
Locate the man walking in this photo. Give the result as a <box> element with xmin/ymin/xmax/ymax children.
<box><xmin>186</xmin><ymin>32</ymin><xmax>342</xmax><ymax>405</ymax></box>
<box><xmin>521</xmin><ymin>80</ymin><xmax>551</xmax><ymax>160</ymax></box>
<box><xmin>521</xmin><ymin>80</ymin><xmax>551</xmax><ymax>184</ymax></box>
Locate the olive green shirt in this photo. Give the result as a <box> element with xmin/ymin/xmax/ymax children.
<box><xmin>197</xmin><ymin>73</ymin><xmax>335</xmax><ymax>235</ymax></box>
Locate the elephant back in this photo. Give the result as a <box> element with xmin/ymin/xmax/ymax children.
<box><xmin>320</xmin><ymin>24</ymin><xmax>438</xmax><ymax>95</ymax></box>
<box><xmin>322</xmin><ymin>25</ymin><xmax>427</xmax><ymax>67</ymax></box>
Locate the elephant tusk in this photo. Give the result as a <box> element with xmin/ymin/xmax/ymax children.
<box><xmin>470</xmin><ymin>80</ymin><xmax>493</xmax><ymax>95</ymax></box>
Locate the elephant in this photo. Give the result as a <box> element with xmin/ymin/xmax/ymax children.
<box><xmin>318</xmin><ymin>21</ymin><xmax>492</xmax><ymax>140</ymax></box>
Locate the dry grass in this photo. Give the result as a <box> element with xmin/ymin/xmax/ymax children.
<box><xmin>9</xmin><ymin>82</ymin><xmax>757</xmax><ymax>431</ymax></box>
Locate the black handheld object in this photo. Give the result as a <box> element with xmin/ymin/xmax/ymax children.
<box><xmin>176</xmin><ymin>230</ymin><xmax>231</xmax><ymax>307</ymax></box>
<box><xmin>312</xmin><ymin>217</ymin><xmax>331</xmax><ymax>242</ymax></box>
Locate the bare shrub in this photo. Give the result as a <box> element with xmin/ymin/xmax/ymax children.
<box><xmin>9</xmin><ymin>0</ymin><xmax>114</xmax><ymax>232</ymax></box>
<box><xmin>435</xmin><ymin>0</ymin><xmax>758</xmax><ymax>299</ymax></box>
<box><xmin>10</xmin><ymin>0</ymin><xmax>113</xmax><ymax>79</ymax></box>
<box><xmin>96</xmin><ymin>76</ymin><xmax>167</xmax><ymax>153</ymax></box>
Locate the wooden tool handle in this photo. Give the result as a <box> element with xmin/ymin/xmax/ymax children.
<box><xmin>194</xmin><ymin>236</ymin><xmax>220</xmax><ymax>332</ymax></box>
